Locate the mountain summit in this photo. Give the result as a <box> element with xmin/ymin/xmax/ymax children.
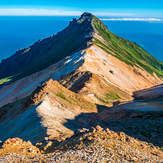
<box><xmin>1</xmin><ymin>12</ymin><xmax>163</xmax><ymax>84</ymax></box>
<box><xmin>0</xmin><ymin>12</ymin><xmax>95</xmax><ymax>82</ymax></box>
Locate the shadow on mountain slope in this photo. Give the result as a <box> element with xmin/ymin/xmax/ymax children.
<box><xmin>133</xmin><ymin>83</ymin><xmax>163</xmax><ymax>100</ymax></box>
<box><xmin>1</xmin><ymin>81</ymin><xmax>163</xmax><ymax>152</ymax></box>
<box><xmin>0</xmin><ymin>101</ymin><xmax>48</xmax><ymax>146</ymax></box>
<box><xmin>62</xmin><ymin>103</ymin><xmax>163</xmax><ymax>148</ymax></box>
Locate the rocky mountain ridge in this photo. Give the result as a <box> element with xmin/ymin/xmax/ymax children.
<box><xmin>0</xmin><ymin>12</ymin><xmax>163</xmax><ymax>162</ymax></box>
<box><xmin>1</xmin><ymin>12</ymin><xmax>163</xmax><ymax>85</ymax></box>
<box><xmin>0</xmin><ymin>13</ymin><xmax>95</xmax><ymax>84</ymax></box>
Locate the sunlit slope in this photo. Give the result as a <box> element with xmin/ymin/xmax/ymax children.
<box><xmin>0</xmin><ymin>12</ymin><xmax>163</xmax><ymax>85</ymax></box>
<box><xmin>92</xmin><ymin>14</ymin><xmax>163</xmax><ymax>78</ymax></box>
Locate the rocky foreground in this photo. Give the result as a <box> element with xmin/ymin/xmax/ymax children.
<box><xmin>0</xmin><ymin>125</ymin><xmax>163</xmax><ymax>163</ymax></box>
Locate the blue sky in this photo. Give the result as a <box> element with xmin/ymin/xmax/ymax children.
<box><xmin>0</xmin><ymin>0</ymin><xmax>163</xmax><ymax>18</ymax></box>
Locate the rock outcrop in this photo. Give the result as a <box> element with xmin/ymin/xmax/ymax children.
<box><xmin>0</xmin><ymin>126</ymin><xmax>163</xmax><ymax>162</ymax></box>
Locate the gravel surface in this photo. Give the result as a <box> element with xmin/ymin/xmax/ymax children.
<box><xmin>0</xmin><ymin>126</ymin><xmax>163</xmax><ymax>163</ymax></box>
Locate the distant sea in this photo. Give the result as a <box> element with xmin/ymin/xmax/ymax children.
<box><xmin>0</xmin><ymin>16</ymin><xmax>163</xmax><ymax>62</ymax></box>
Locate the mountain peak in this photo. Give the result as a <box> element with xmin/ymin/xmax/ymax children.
<box><xmin>77</xmin><ymin>12</ymin><xmax>108</xmax><ymax>32</ymax></box>
<box><xmin>69</xmin><ymin>12</ymin><xmax>94</xmax><ymax>27</ymax></box>
<box><xmin>79</xmin><ymin>12</ymin><xmax>94</xmax><ymax>20</ymax></box>
<box><xmin>1</xmin><ymin>12</ymin><xmax>163</xmax><ymax>86</ymax></box>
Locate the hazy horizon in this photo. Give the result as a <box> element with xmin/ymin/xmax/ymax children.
<box><xmin>0</xmin><ymin>0</ymin><xmax>163</xmax><ymax>17</ymax></box>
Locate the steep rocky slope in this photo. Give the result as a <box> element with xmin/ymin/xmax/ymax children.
<box><xmin>0</xmin><ymin>45</ymin><xmax>133</xmax><ymax>108</ymax></box>
<box><xmin>0</xmin><ymin>79</ymin><xmax>98</xmax><ymax>143</ymax></box>
<box><xmin>0</xmin><ymin>44</ymin><xmax>162</xmax><ymax>108</ymax></box>
<box><xmin>58</xmin><ymin>45</ymin><xmax>162</xmax><ymax>95</ymax></box>
<box><xmin>1</xmin><ymin>12</ymin><xmax>163</xmax><ymax>85</ymax></box>
<box><xmin>0</xmin><ymin>13</ymin><xmax>95</xmax><ymax>83</ymax></box>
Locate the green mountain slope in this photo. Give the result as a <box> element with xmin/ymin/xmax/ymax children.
<box><xmin>0</xmin><ymin>12</ymin><xmax>163</xmax><ymax>85</ymax></box>
<box><xmin>91</xmin><ymin>15</ymin><xmax>163</xmax><ymax>78</ymax></box>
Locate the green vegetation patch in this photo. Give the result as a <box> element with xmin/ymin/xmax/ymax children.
<box><xmin>0</xmin><ymin>74</ymin><xmax>19</xmax><ymax>85</ymax></box>
<box><xmin>0</xmin><ymin>77</ymin><xmax>11</xmax><ymax>84</ymax></box>
<box><xmin>56</xmin><ymin>92</ymin><xmax>72</xmax><ymax>104</ymax></box>
<box><xmin>105</xmin><ymin>93</ymin><xmax>121</xmax><ymax>100</ymax></box>
<box><xmin>96</xmin><ymin>96</ymin><xmax>110</xmax><ymax>104</ymax></box>
<box><xmin>22</xmin><ymin>47</ymin><xmax>30</xmax><ymax>54</ymax></box>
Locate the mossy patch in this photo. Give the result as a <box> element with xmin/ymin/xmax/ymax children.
<box><xmin>96</xmin><ymin>96</ymin><xmax>110</xmax><ymax>104</ymax></box>
<box><xmin>56</xmin><ymin>92</ymin><xmax>72</xmax><ymax>104</ymax></box>
<box><xmin>105</xmin><ymin>93</ymin><xmax>121</xmax><ymax>100</ymax></box>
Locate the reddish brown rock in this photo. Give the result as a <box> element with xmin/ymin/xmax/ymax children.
<box><xmin>2</xmin><ymin>138</ymin><xmax>23</xmax><ymax>147</ymax></box>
